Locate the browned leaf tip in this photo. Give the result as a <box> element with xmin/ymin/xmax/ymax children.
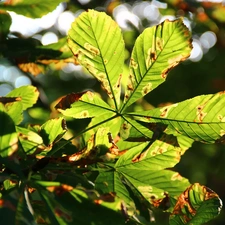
<box><xmin>0</xmin><ymin>96</ymin><xmax>22</xmax><ymax>104</ymax></box>
<box><xmin>55</xmin><ymin>92</ymin><xmax>86</xmax><ymax>110</ymax></box>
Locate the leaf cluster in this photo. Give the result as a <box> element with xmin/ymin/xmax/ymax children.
<box><xmin>0</xmin><ymin>7</ymin><xmax>223</xmax><ymax>225</ymax></box>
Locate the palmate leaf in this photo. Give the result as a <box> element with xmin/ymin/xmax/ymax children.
<box><xmin>0</xmin><ymin>0</ymin><xmax>68</xmax><ymax>18</ymax></box>
<box><xmin>68</xmin><ymin>9</ymin><xmax>125</xmax><ymax>109</ymax></box>
<box><xmin>96</xmin><ymin>135</ymin><xmax>190</xmax><ymax>209</ymax></box>
<box><xmin>130</xmin><ymin>91</ymin><xmax>225</xmax><ymax>143</ymax></box>
<box><xmin>115</xmin><ymin>139</ymin><xmax>190</xmax><ymax>200</ymax></box>
<box><xmin>170</xmin><ymin>183</ymin><xmax>223</xmax><ymax>225</ymax></box>
<box><xmin>121</xmin><ymin>18</ymin><xmax>192</xmax><ymax>111</ymax></box>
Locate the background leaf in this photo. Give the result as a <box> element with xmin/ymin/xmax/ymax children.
<box><xmin>0</xmin><ymin>186</ymin><xmax>35</xmax><ymax>225</ymax></box>
<box><xmin>3</xmin><ymin>37</ymin><xmax>74</xmax><ymax>76</ymax></box>
<box><xmin>6</xmin><ymin>85</ymin><xmax>39</xmax><ymax>111</ymax></box>
<box><xmin>5</xmin><ymin>85</ymin><xmax>39</xmax><ymax>124</ymax></box>
<box><xmin>0</xmin><ymin>0</ymin><xmax>68</xmax><ymax>18</ymax></box>
<box><xmin>0</xmin><ymin>104</ymin><xmax>18</xmax><ymax>157</ymax></box>
<box><xmin>68</xmin><ymin>9</ymin><xmax>125</xmax><ymax>109</ymax></box>
<box><xmin>169</xmin><ymin>183</ymin><xmax>223</xmax><ymax>225</ymax></box>
<box><xmin>122</xmin><ymin>18</ymin><xmax>192</xmax><ymax>110</ymax></box>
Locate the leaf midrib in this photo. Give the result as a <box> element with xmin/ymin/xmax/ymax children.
<box><xmin>87</xmin><ymin>13</ymin><xmax>119</xmax><ymax>111</ymax></box>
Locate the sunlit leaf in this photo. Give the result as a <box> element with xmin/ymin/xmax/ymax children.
<box><xmin>96</xmin><ymin>135</ymin><xmax>190</xmax><ymax>213</ymax></box>
<box><xmin>130</xmin><ymin>91</ymin><xmax>225</xmax><ymax>143</ymax></box>
<box><xmin>16</xmin><ymin>126</ymin><xmax>43</xmax><ymax>155</ymax></box>
<box><xmin>0</xmin><ymin>104</ymin><xmax>18</xmax><ymax>157</ymax></box>
<box><xmin>122</xmin><ymin>18</ymin><xmax>192</xmax><ymax>110</ymax></box>
<box><xmin>0</xmin><ymin>0</ymin><xmax>69</xmax><ymax>18</ymax></box>
<box><xmin>68</xmin><ymin>9</ymin><xmax>125</xmax><ymax>109</ymax></box>
<box><xmin>170</xmin><ymin>183</ymin><xmax>223</xmax><ymax>225</ymax></box>
<box><xmin>120</xmin><ymin>116</ymin><xmax>154</xmax><ymax>140</ymax></box>
<box><xmin>4</xmin><ymin>85</ymin><xmax>39</xmax><ymax>124</ymax></box>
<box><xmin>56</xmin><ymin>91</ymin><xmax>115</xmax><ymax>119</ymax></box>
<box><xmin>40</xmin><ymin>117</ymin><xmax>67</xmax><ymax>147</ymax></box>
<box><xmin>115</xmin><ymin>138</ymin><xmax>190</xmax><ymax>204</ymax></box>
<box><xmin>0</xmin><ymin>96</ymin><xmax>21</xmax><ymax>104</ymax></box>
<box><xmin>6</xmin><ymin>85</ymin><xmax>39</xmax><ymax>111</ymax></box>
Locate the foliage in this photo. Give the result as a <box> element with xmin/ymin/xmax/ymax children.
<box><xmin>0</xmin><ymin>2</ymin><xmax>224</xmax><ymax>225</ymax></box>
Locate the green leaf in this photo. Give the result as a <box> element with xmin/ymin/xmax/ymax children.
<box><xmin>130</xmin><ymin>91</ymin><xmax>225</xmax><ymax>143</ymax></box>
<box><xmin>0</xmin><ymin>104</ymin><xmax>18</xmax><ymax>157</ymax></box>
<box><xmin>169</xmin><ymin>183</ymin><xmax>223</xmax><ymax>225</ymax></box>
<box><xmin>7</xmin><ymin>85</ymin><xmax>39</xmax><ymax>111</ymax></box>
<box><xmin>120</xmin><ymin>116</ymin><xmax>154</xmax><ymax>140</ymax></box>
<box><xmin>5</xmin><ymin>85</ymin><xmax>39</xmax><ymax>124</ymax></box>
<box><xmin>95</xmin><ymin>170</ymin><xmax>133</xmax><ymax>204</ymax></box>
<box><xmin>115</xmin><ymin>138</ymin><xmax>190</xmax><ymax>203</ymax></box>
<box><xmin>16</xmin><ymin>126</ymin><xmax>43</xmax><ymax>155</ymax></box>
<box><xmin>40</xmin><ymin>117</ymin><xmax>67</xmax><ymax>147</ymax></box>
<box><xmin>56</xmin><ymin>91</ymin><xmax>114</xmax><ymax>119</ymax></box>
<box><xmin>0</xmin><ymin>0</ymin><xmax>68</xmax><ymax>18</ymax></box>
<box><xmin>68</xmin><ymin>9</ymin><xmax>125</xmax><ymax>109</ymax></box>
<box><xmin>122</xmin><ymin>18</ymin><xmax>192</xmax><ymax>110</ymax></box>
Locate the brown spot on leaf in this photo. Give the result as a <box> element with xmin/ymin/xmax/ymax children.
<box><xmin>152</xmin><ymin>193</ymin><xmax>170</xmax><ymax>210</ymax></box>
<box><xmin>156</xmin><ymin>38</ymin><xmax>163</xmax><ymax>51</ymax></box>
<box><xmin>150</xmin><ymin>52</ymin><xmax>157</xmax><ymax>61</ymax></box>
<box><xmin>130</xmin><ymin>58</ymin><xmax>138</xmax><ymax>69</ymax></box>
<box><xmin>196</xmin><ymin>105</ymin><xmax>207</xmax><ymax>122</ymax></box>
<box><xmin>171</xmin><ymin>172</ymin><xmax>183</xmax><ymax>181</ymax></box>
<box><xmin>55</xmin><ymin>207</ymin><xmax>72</xmax><ymax>222</ymax></box>
<box><xmin>132</xmin><ymin>150</ymin><xmax>148</xmax><ymax>162</ymax></box>
<box><xmin>80</xmin><ymin>110</ymin><xmax>89</xmax><ymax>118</ymax></box>
<box><xmin>142</xmin><ymin>83</ymin><xmax>152</xmax><ymax>96</ymax></box>
<box><xmin>171</xmin><ymin>183</ymin><xmax>220</xmax><ymax>223</ymax></box>
<box><xmin>125</xmin><ymin>94</ymin><xmax>129</xmax><ymax>100</ymax></box>
<box><xmin>161</xmin><ymin>67</ymin><xmax>172</xmax><ymax>79</ymax></box>
<box><xmin>160</xmin><ymin>108</ymin><xmax>168</xmax><ymax>117</ymax></box>
<box><xmin>127</xmin><ymin>84</ymin><xmax>133</xmax><ymax>91</ymax></box>
<box><xmin>84</xmin><ymin>43</ymin><xmax>100</xmax><ymax>56</ymax></box>
<box><xmin>122</xmin><ymin>122</ymin><xmax>129</xmax><ymax>130</ymax></box>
